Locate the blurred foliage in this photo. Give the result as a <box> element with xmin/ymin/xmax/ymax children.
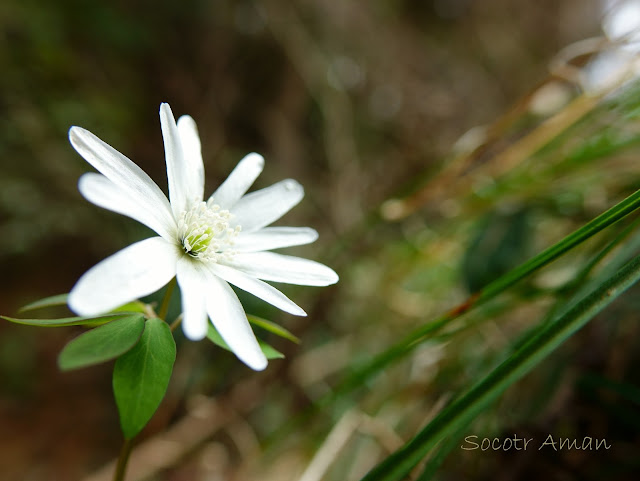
<box><xmin>3</xmin><ymin>0</ymin><xmax>640</xmax><ymax>481</ymax></box>
<box><xmin>461</xmin><ymin>206</ymin><xmax>533</xmax><ymax>293</ymax></box>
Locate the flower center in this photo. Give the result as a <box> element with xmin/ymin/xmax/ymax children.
<box><xmin>177</xmin><ymin>202</ymin><xmax>240</xmax><ymax>262</ymax></box>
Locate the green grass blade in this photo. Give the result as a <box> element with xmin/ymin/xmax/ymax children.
<box><xmin>360</xmin><ymin>253</ymin><xmax>640</xmax><ymax>481</ymax></box>
<box><xmin>335</xmin><ymin>187</ymin><xmax>640</xmax><ymax>399</ymax></box>
<box><xmin>478</xmin><ymin>188</ymin><xmax>640</xmax><ymax>301</ymax></box>
<box><xmin>415</xmin><ymin>424</ymin><xmax>469</xmax><ymax>481</ymax></box>
<box><xmin>510</xmin><ymin>217</ymin><xmax>640</xmax><ymax>352</ymax></box>
<box><xmin>267</xmin><ymin>189</ymin><xmax>640</xmax><ymax>449</ymax></box>
<box><xmin>559</xmin><ymin>216</ymin><xmax>640</xmax><ymax>295</ymax></box>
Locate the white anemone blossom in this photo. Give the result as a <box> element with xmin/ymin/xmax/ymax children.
<box><xmin>67</xmin><ymin>103</ymin><xmax>338</xmax><ymax>371</ymax></box>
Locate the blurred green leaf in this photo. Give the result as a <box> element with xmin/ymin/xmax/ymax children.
<box><xmin>479</xmin><ymin>186</ymin><xmax>640</xmax><ymax>301</ymax></box>
<box><xmin>461</xmin><ymin>207</ymin><xmax>532</xmax><ymax>292</ymax></box>
<box><xmin>1</xmin><ymin>312</ymin><xmax>140</xmax><ymax>327</ymax></box>
<box><xmin>110</xmin><ymin>301</ymin><xmax>148</xmax><ymax>314</ymax></box>
<box><xmin>58</xmin><ymin>315</ymin><xmax>145</xmax><ymax>371</ymax></box>
<box><xmin>113</xmin><ymin>318</ymin><xmax>176</xmax><ymax>439</ymax></box>
<box><xmin>373</xmin><ymin>185</ymin><xmax>640</xmax><ymax>387</ymax></box>
<box><xmin>361</xmin><ymin>253</ymin><xmax>640</xmax><ymax>481</ymax></box>
<box><xmin>19</xmin><ymin>294</ymin><xmax>69</xmax><ymax>312</ymax></box>
<box><xmin>18</xmin><ymin>294</ymin><xmax>148</xmax><ymax>316</ymax></box>
<box><xmin>248</xmin><ymin>314</ymin><xmax>300</xmax><ymax>344</ymax></box>
<box><xmin>260</xmin><ymin>342</ymin><xmax>285</xmax><ymax>360</ymax></box>
<box><xmin>562</xmin><ymin>130</ymin><xmax>640</xmax><ymax>167</ymax></box>
<box><xmin>207</xmin><ymin>324</ymin><xmax>285</xmax><ymax>360</ymax></box>
<box><xmin>579</xmin><ymin>372</ymin><xmax>640</xmax><ymax>406</ymax></box>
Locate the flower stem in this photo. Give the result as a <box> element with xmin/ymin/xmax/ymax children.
<box><xmin>157</xmin><ymin>279</ymin><xmax>176</xmax><ymax>321</ymax></box>
<box><xmin>169</xmin><ymin>314</ymin><xmax>183</xmax><ymax>332</ymax></box>
<box><xmin>112</xmin><ymin>438</ymin><xmax>134</xmax><ymax>481</ymax></box>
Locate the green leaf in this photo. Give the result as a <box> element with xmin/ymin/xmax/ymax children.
<box><xmin>206</xmin><ymin>324</ymin><xmax>229</xmax><ymax>350</ymax></box>
<box><xmin>58</xmin><ymin>315</ymin><xmax>146</xmax><ymax>371</ymax></box>
<box><xmin>17</xmin><ymin>294</ymin><xmax>146</xmax><ymax>316</ymax></box>
<box><xmin>248</xmin><ymin>314</ymin><xmax>300</xmax><ymax>343</ymax></box>
<box><xmin>461</xmin><ymin>207</ymin><xmax>532</xmax><ymax>293</ymax></box>
<box><xmin>207</xmin><ymin>324</ymin><xmax>285</xmax><ymax>360</ymax></box>
<box><xmin>360</xmin><ymin>253</ymin><xmax>640</xmax><ymax>481</ymax></box>
<box><xmin>113</xmin><ymin>318</ymin><xmax>176</xmax><ymax>439</ymax></box>
<box><xmin>19</xmin><ymin>294</ymin><xmax>69</xmax><ymax>312</ymax></box>
<box><xmin>110</xmin><ymin>301</ymin><xmax>148</xmax><ymax>314</ymax></box>
<box><xmin>1</xmin><ymin>312</ymin><xmax>140</xmax><ymax>328</ymax></box>
<box><xmin>260</xmin><ymin>342</ymin><xmax>285</xmax><ymax>360</ymax></box>
<box><xmin>579</xmin><ymin>372</ymin><xmax>640</xmax><ymax>406</ymax></box>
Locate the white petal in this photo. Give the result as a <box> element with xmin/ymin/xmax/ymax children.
<box><xmin>177</xmin><ymin>115</ymin><xmax>205</xmax><ymax>203</ymax></box>
<box><xmin>68</xmin><ymin>237</ymin><xmax>179</xmax><ymax>316</ymax></box>
<box><xmin>209</xmin><ymin>153</ymin><xmax>264</xmax><ymax>209</ymax></box>
<box><xmin>69</xmin><ymin>127</ymin><xmax>175</xmax><ymax>235</ymax></box>
<box><xmin>161</xmin><ymin>103</ymin><xmax>195</xmax><ymax>217</ymax></box>
<box><xmin>209</xmin><ymin>263</ymin><xmax>306</xmax><ymax>316</ymax></box>
<box><xmin>224</xmin><ymin>252</ymin><xmax>339</xmax><ymax>286</ymax></box>
<box><xmin>230</xmin><ymin>179</ymin><xmax>304</xmax><ymax>233</ymax></box>
<box><xmin>202</xmin><ymin>269</ymin><xmax>267</xmax><ymax>371</ymax></box>
<box><xmin>234</xmin><ymin>227</ymin><xmax>318</xmax><ymax>252</ymax></box>
<box><xmin>78</xmin><ymin>173</ymin><xmax>176</xmax><ymax>241</ymax></box>
<box><xmin>176</xmin><ymin>258</ymin><xmax>209</xmax><ymax>340</ymax></box>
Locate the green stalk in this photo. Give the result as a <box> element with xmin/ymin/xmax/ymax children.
<box><xmin>112</xmin><ymin>438</ymin><xmax>134</xmax><ymax>481</ymax></box>
<box><xmin>335</xmin><ymin>187</ymin><xmax>640</xmax><ymax>399</ymax></box>
<box><xmin>267</xmin><ymin>188</ymin><xmax>640</xmax><ymax>449</ymax></box>
<box><xmin>157</xmin><ymin>279</ymin><xmax>176</xmax><ymax>321</ymax></box>
<box><xmin>361</xmin><ymin>253</ymin><xmax>640</xmax><ymax>481</ymax></box>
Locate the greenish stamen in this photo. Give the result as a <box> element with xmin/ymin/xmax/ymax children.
<box><xmin>177</xmin><ymin>202</ymin><xmax>240</xmax><ymax>262</ymax></box>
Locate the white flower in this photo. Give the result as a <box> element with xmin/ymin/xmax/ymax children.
<box><xmin>602</xmin><ymin>0</ymin><xmax>640</xmax><ymax>51</ymax></box>
<box><xmin>67</xmin><ymin>103</ymin><xmax>338</xmax><ymax>371</ymax></box>
<box><xmin>580</xmin><ymin>0</ymin><xmax>640</xmax><ymax>94</ymax></box>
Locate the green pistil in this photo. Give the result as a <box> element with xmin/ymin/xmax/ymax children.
<box><xmin>178</xmin><ymin>201</ymin><xmax>240</xmax><ymax>262</ymax></box>
<box><xmin>183</xmin><ymin>227</ymin><xmax>213</xmax><ymax>256</ymax></box>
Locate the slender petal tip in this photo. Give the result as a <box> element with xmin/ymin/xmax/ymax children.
<box><xmin>319</xmin><ymin>266</ymin><xmax>339</xmax><ymax>285</ymax></box>
<box><xmin>283</xmin><ymin>179</ymin><xmax>303</xmax><ymax>195</ymax></box>
<box><xmin>182</xmin><ymin>317</ymin><xmax>209</xmax><ymax>341</ymax></box>
<box><xmin>177</xmin><ymin>114</ymin><xmax>197</xmax><ymax>131</ymax></box>
<box><xmin>68</xmin><ymin>126</ymin><xmax>88</xmax><ymax>149</ymax></box>
<box><xmin>209</xmin><ymin>152</ymin><xmax>266</xmax><ymax>209</ymax></box>
<box><xmin>243</xmin><ymin>152</ymin><xmax>265</xmax><ymax>170</ymax></box>
<box><xmin>327</xmin><ymin>268</ymin><xmax>339</xmax><ymax>284</ymax></box>
<box><xmin>250</xmin><ymin>356</ymin><xmax>268</xmax><ymax>371</ymax></box>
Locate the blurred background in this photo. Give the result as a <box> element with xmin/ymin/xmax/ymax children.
<box><xmin>2</xmin><ymin>0</ymin><xmax>640</xmax><ymax>480</ymax></box>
